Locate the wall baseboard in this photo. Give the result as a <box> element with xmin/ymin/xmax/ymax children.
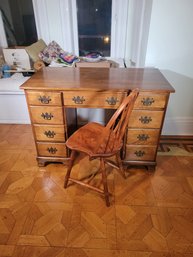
<box><xmin>159</xmin><ymin>135</ymin><xmax>193</xmax><ymax>153</ymax></box>
<box><xmin>160</xmin><ymin>135</ymin><xmax>193</xmax><ymax>142</ymax></box>
<box><xmin>0</xmin><ymin>119</ymin><xmax>30</xmax><ymax>124</ymax></box>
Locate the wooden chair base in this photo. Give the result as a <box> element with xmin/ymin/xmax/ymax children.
<box><xmin>64</xmin><ymin>151</ymin><xmax>125</xmax><ymax>207</ymax></box>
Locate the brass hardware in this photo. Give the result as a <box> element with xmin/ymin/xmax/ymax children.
<box><xmin>135</xmin><ymin>150</ymin><xmax>145</xmax><ymax>157</ymax></box>
<box><xmin>38</xmin><ymin>95</ymin><xmax>51</xmax><ymax>104</ymax></box>
<box><xmin>137</xmin><ymin>134</ymin><xmax>149</xmax><ymax>141</ymax></box>
<box><xmin>44</xmin><ymin>130</ymin><xmax>56</xmax><ymax>138</ymax></box>
<box><xmin>141</xmin><ymin>97</ymin><xmax>154</xmax><ymax>106</ymax></box>
<box><xmin>72</xmin><ymin>96</ymin><xmax>85</xmax><ymax>104</ymax></box>
<box><xmin>47</xmin><ymin>147</ymin><xmax>58</xmax><ymax>154</ymax></box>
<box><xmin>139</xmin><ymin>116</ymin><xmax>152</xmax><ymax>124</ymax></box>
<box><xmin>41</xmin><ymin>112</ymin><xmax>53</xmax><ymax>120</ymax></box>
<box><xmin>106</xmin><ymin>97</ymin><xmax>119</xmax><ymax>105</ymax></box>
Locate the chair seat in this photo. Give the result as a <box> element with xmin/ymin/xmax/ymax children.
<box><xmin>66</xmin><ymin>122</ymin><xmax>122</xmax><ymax>157</ymax></box>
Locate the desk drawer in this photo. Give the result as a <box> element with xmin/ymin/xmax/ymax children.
<box><xmin>125</xmin><ymin>145</ymin><xmax>157</xmax><ymax>161</ymax></box>
<box><xmin>27</xmin><ymin>91</ymin><xmax>62</xmax><ymax>106</ymax></box>
<box><xmin>63</xmin><ymin>91</ymin><xmax>126</xmax><ymax>108</ymax></box>
<box><xmin>30</xmin><ymin>106</ymin><xmax>64</xmax><ymax>124</ymax></box>
<box><xmin>34</xmin><ymin>125</ymin><xmax>66</xmax><ymax>142</ymax></box>
<box><xmin>127</xmin><ymin>129</ymin><xmax>159</xmax><ymax>145</ymax></box>
<box><xmin>37</xmin><ymin>142</ymin><xmax>67</xmax><ymax>157</ymax></box>
<box><xmin>128</xmin><ymin>110</ymin><xmax>164</xmax><ymax>128</ymax></box>
<box><xmin>134</xmin><ymin>93</ymin><xmax>167</xmax><ymax>109</ymax></box>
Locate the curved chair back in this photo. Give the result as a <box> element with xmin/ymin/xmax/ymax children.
<box><xmin>96</xmin><ymin>89</ymin><xmax>139</xmax><ymax>154</ymax></box>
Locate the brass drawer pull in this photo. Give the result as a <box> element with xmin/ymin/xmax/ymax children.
<box><xmin>41</xmin><ymin>112</ymin><xmax>54</xmax><ymax>120</ymax></box>
<box><xmin>44</xmin><ymin>130</ymin><xmax>56</xmax><ymax>138</ymax></box>
<box><xmin>38</xmin><ymin>95</ymin><xmax>51</xmax><ymax>104</ymax></box>
<box><xmin>47</xmin><ymin>147</ymin><xmax>58</xmax><ymax>154</ymax></box>
<box><xmin>106</xmin><ymin>97</ymin><xmax>119</xmax><ymax>105</ymax></box>
<box><xmin>72</xmin><ymin>96</ymin><xmax>85</xmax><ymax>104</ymax></box>
<box><xmin>141</xmin><ymin>97</ymin><xmax>155</xmax><ymax>106</ymax></box>
<box><xmin>137</xmin><ymin>134</ymin><xmax>150</xmax><ymax>141</ymax></box>
<box><xmin>139</xmin><ymin>116</ymin><xmax>152</xmax><ymax>124</ymax></box>
<box><xmin>135</xmin><ymin>150</ymin><xmax>145</xmax><ymax>157</ymax></box>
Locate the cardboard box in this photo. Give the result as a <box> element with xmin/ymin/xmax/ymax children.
<box><xmin>75</xmin><ymin>60</ymin><xmax>111</xmax><ymax>68</ymax></box>
<box><xmin>3</xmin><ymin>48</ymin><xmax>31</xmax><ymax>70</ymax></box>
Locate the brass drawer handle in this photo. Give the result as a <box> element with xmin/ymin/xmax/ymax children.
<box><xmin>44</xmin><ymin>130</ymin><xmax>56</xmax><ymax>138</ymax></box>
<box><xmin>141</xmin><ymin>97</ymin><xmax>155</xmax><ymax>106</ymax></box>
<box><xmin>47</xmin><ymin>147</ymin><xmax>58</xmax><ymax>154</ymax></box>
<box><xmin>41</xmin><ymin>112</ymin><xmax>54</xmax><ymax>120</ymax></box>
<box><xmin>72</xmin><ymin>96</ymin><xmax>85</xmax><ymax>104</ymax></box>
<box><xmin>106</xmin><ymin>97</ymin><xmax>119</xmax><ymax>105</ymax></box>
<box><xmin>135</xmin><ymin>150</ymin><xmax>145</xmax><ymax>157</ymax></box>
<box><xmin>139</xmin><ymin>116</ymin><xmax>152</xmax><ymax>124</ymax></box>
<box><xmin>38</xmin><ymin>95</ymin><xmax>51</xmax><ymax>104</ymax></box>
<box><xmin>137</xmin><ymin>134</ymin><xmax>150</xmax><ymax>141</ymax></box>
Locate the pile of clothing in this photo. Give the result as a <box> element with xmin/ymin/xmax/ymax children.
<box><xmin>25</xmin><ymin>39</ymin><xmax>80</xmax><ymax>69</ymax></box>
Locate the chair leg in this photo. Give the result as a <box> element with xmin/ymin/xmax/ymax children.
<box><xmin>116</xmin><ymin>152</ymin><xmax>126</xmax><ymax>179</ymax></box>
<box><xmin>100</xmin><ymin>158</ymin><xmax>110</xmax><ymax>207</ymax></box>
<box><xmin>64</xmin><ymin>150</ymin><xmax>76</xmax><ymax>188</ymax></box>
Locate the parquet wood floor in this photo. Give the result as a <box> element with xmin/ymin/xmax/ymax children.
<box><xmin>0</xmin><ymin>125</ymin><xmax>193</xmax><ymax>257</ymax></box>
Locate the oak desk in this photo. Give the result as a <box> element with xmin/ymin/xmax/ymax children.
<box><xmin>20</xmin><ymin>67</ymin><xmax>175</xmax><ymax>170</ymax></box>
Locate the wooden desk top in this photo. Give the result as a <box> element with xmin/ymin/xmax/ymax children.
<box><xmin>20</xmin><ymin>67</ymin><xmax>175</xmax><ymax>93</ymax></box>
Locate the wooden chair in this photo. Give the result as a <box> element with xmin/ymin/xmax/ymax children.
<box><xmin>64</xmin><ymin>89</ymin><xmax>139</xmax><ymax>206</ymax></box>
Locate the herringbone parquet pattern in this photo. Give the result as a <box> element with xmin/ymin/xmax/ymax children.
<box><xmin>0</xmin><ymin>125</ymin><xmax>193</xmax><ymax>257</ymax></box>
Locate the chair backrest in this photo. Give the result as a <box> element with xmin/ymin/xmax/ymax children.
<box><xmin>97</xmin><ymin>89</ymin><xmax>139</xmax><ymax>154</ymax></box>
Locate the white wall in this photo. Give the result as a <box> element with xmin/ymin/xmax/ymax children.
<box><xmin>146</xmin><ymin>0</ymin><xmax>193</xmax><ymax>135</ymax></box>
<box><xmin>125</xmin><ymin>0</ymin><xmax>153</xmax><ymax>67</ymax></box>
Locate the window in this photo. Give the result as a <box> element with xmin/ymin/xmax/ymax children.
<box><xmin>32</xmin><ymin>0</ymin><xmax>130</xmax><ymax>58</ymax></box>
<box><xmin>0</xmin><ymin>0</ymin><xmax>37</xmax><ymax>47</ymax></box>
<box><xmin>77</xmin><ymin>0</ymin><xmax>112</xmax><ymax>56</ymax></box>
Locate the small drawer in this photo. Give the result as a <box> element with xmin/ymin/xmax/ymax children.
<box><xmin>128</xmin><ymin>110</ymin><xmax>164</xmax><ymax>129</ymax></box>
<box><xmin>34</xmin><ymin>125</ymin><xmax>66</xmax><ymax>142</ymax></box>
<box><xmin>63</xmin><ymin>91</ymin><xmax>126</xmax><ymax>109</ymax></box>
<box><xmin>125</xmin><ymin>145</ymin><xmax>157</xmax><ymax>161</ymax></box>
<box><xmin>134</xmin><ymin>93</ymin><xmax>167</xmax><ymax>109</ymax></box>
<box><xmin>27</xmin><ymin>91</ymin><xmax>62</xmax><ymax>106</ymax></box>
<box><xmin>127</xmin><ymin>129</ymin><xmax>160</xmax><ymax>145</ymax></box>
<box><xmin>30</xmin><ymin>106</ymin><xmax>63</xmax><ymax>124</ymax></box>
<box><xmin>37</xmin><ymin>142</ymin><xmax>67</xmax><ymax>157</ymax></box>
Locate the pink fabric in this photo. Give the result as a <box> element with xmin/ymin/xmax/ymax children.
<box><xmin>39</xmin><ymin>41</ymin><xmax>64</xmax><ymax>64</ymax></box>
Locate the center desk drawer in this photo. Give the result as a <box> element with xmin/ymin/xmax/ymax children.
<box><xmin>129</xmin><ymin>110</ymin><xmax>164</xmax><ymax>128</ymax></box>
<box><xmin>34</xmin><ymin>125</ymin><xmax>66</xmax><ymax>142</ymax></box>
<box><xmin>27</xmin><ymin>91</ymin><xmax>62</xmax><ymax>106</ymax></box>
<box><xmin>63</xmin><ymin>91</ymin><xmax>126</xmax><ymax>108</ymax></box>
<box><xmin>30</xmin><ymin>106</ymin><xmax>63</xmax><ymax>124</ymax></box>
<box><xmin>37</xmin><ymin>142</ymin><xmax>67</xmax><ymax>157</ymax></box>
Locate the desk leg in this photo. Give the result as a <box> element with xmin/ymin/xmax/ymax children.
<box><xmin>122</xmin><ymin>160</ymin><xmax>157</xmax><ymax>172</ymax></box>
<box><xmin>37</xmin><ymin>158</ymin><xmax>46</xmax><ymax>167</ymax></box>
<box><xmin>37</xmin><ymin>157</ymin><xmax>69</xmax><ymax>167</ymax></box>
<box><xmin>146</xmin><ymin>165</ymin><xmax>156</xmax><ymax>172</ymax></box>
